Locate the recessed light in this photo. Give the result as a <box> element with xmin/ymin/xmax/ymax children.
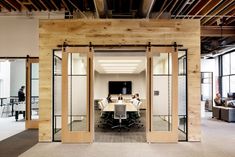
<box><xmin>98</xmin><ymin>60</ymin><xmax>142</xmax><ymax>63</ymax></box>
<box><xmin>100</xmin><ymin>64</ymin><xmax>138</xmax><ymax>67</ymax></box>
<box><xmin>102</xmin><ymin>67</ymin><xmax>137</xmax><ymax>70</ymax></box>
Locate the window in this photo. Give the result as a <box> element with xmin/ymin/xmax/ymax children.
<box><xmin>219</xmin><ymin>51</ymin><xmax>235</xmax><ymax>97</ymax></box>
<box><xmin>222</xmin><ymin>76</ymin><xmax>229</xmax><ymax>98</ymax></box>
<box><xmin>230</xmin><ymin>76</ymin><xmax>235</xmax><ymax>93</ymax></box>
<box><xmin>231</xmin><ymin>52</ymin><xmax>235</xmax><ymax>74</ymax></box>
<box><xmin>222</xmin><ymin>53</ymin><xmax>230</xmax><ymax>75</ymax></box>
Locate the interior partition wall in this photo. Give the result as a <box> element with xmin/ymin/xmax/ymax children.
<box><xmin>40</xmin><ymin>20</ymin><xmax>200</xmax><ymax>142</ymax></box>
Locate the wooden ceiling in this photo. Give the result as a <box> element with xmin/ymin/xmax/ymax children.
<box><xmin>0</xmin><ymin>0</ymin><xmax>234</xmax><ymax>26</ymax></box>
<box><xmin>0</xmin><ymin>0</ymin><xmax>234</xmax><ymax>56</ymax></box>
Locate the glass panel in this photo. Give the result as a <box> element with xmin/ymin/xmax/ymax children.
<box><xmin>53</xmin><ymin>51</ymin><xmax>62</xmax><ymax>141</ymax></box>
<box><xmin>30</xmin><ymin>63</ymin><xmax>39</xmax><ymax>120</ymax></box>
<box><xmin>222</xmin><ymin>76</ymin><xmax>229</xmax><ymax>98</ymax></box>
<box><xmin>178</xmin><ymin>51</ymin><xmax>187</xmax><ymax>141</ymax></box>
<box><xmin>230</xmin><ymin>76</ymin><xmax>235</xmax><ymax>93</ymax></box>
<box><xmin>152</xmin><ymin>53</ymin><xmax>172</xmax><ymax>131</ymax></box>
<box><xmin>231</xmin><ymin>52</ymin><xmax>235</xmax><ymax>74</ymax></box>
<box><xmin>222</xmin><ymin>53</ymin><xmax>230</xmax><ymax>75</ymax></box>
<box><xmin>68</xmin><ymin>53</ymin><xmax>88</xmax><ymax>132</ymax></box>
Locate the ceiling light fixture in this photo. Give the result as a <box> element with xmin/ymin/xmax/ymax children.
<box><xmin>98</xmin><ymin>60</ymin><xmax>142</xmax><ymax>63</ymax></box>
<box><xmin>100</xmin><ymin>63</ymin><xmax>138</xmax><ymax>67</ymax></box>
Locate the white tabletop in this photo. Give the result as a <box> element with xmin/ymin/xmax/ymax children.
<box><xmin>103</xmin><ymin>102</ymin><xmax>137</xmax><ymax>112</ymax></box>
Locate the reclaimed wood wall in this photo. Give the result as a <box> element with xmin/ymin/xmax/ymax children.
<box><xmin>39</xmin><ymin>19</ymin><xmax>201</xmax><ymax>142</ymax></box>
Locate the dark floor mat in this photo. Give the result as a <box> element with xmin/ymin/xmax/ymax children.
<box><xmin>0</xmin><ymin>129</ymin><xmax>38</xmax><ymax>157</ymax></box>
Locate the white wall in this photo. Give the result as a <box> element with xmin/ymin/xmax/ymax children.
<box><xmin>0</xmin><ymin>61</ymin><xmax>10</xmax><ymax>98</ymax></box>
<box><xmin>94</xmin><ymin>71</ymin><xmax>146</xmax><ymax>100</ymax></box>
<box><xmin>10</xmin><ymin>60</ymin><xmax>26</xmax><ymax>96</ymax></box>
<box><xmin>0</xmin><ymin>17</ymin><xmax>39</xmax><ymax>57</ymax></box>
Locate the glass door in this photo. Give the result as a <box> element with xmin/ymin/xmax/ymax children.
<box><xmin>62</xmin><ymin>47</ymin><xmax>93</xmax><ymax>143</ymax></box>
<box><xmin>26</xmin><ymin>58</ymin><xmax>39</xmax><ymax>129</ymax></box>
<box><xmin>146</xmin><ymin>47</ymin><xmax>178</xmax><ymax>142</ymax></box>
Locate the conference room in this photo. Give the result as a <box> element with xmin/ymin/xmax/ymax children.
<box><xmin>93</xmin><ymin>50</ymin><xmax>147</xmax><ymax>142</ymax></box>
<box><xmin>52</xmin><ymin>48</ymin><xmax>187</xmax><ymax>143</ymax></box>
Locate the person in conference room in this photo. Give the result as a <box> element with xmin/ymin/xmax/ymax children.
<box><xmin>16</xmin><ymin>86</ymin><xmax>26</xmax><ymax>121</ymax></box>
<box><xmin>118</xmin><ymin>94</ymin><xmax>123</xmax><ymax>100</ymax></box>
<box><xmin>135</xmin><ymin>93</ymin><xmax>140</xmax><ymax>101</ymax></box>
<box><xmin>106</xmin><ymin>94</ymin><xmax>113</xmax><ymax>103</ymax></box>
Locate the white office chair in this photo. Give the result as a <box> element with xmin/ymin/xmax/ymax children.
<box><xmin>132</xmin><ymin>99</ymin><xmax>139</xmax><ymax>108</ymax></box>
<box><xmin>112</xmin><ymin>104</ymin><xmax>128</xmax><ymax>131</ymax></box>
<box><xmin>97</xmin><ymin>100</ymin><xmax>112</xmax><ymax>128</ymax></box>
<box><xmin>136</xmin><ymin>101</ymin><xmax>142</xmax><ymax>117</ymax></box>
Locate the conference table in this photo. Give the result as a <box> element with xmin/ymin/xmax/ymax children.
<box><xmin>103</xmin><ymin>102</ymin><xmax>138</xmax><ymax>112</ymax></box>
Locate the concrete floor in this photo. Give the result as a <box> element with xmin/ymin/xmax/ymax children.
<box><xmin>19</xmin><ymin>114</ymin><xmax>235</xmax><ymax>157</ymax></box>
<box><xmin>0</xmin><ymin>116</ymin><xmax>25</xmax><ymax>141</ymax></box>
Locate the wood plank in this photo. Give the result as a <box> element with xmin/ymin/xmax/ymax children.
<box><xmin>93</xmin><ymin>0</ymin><xmax>106</xmax><ymax>18</ymax></box>
<box><xmin>141</xmin><ymin>0</ymin><xmax>155</xmax><ymax>18</ymax></box>
<box><xmin>188</xmin><ymin>0</ymin><xmax>212</xmax><ymax>18</ymax></box>
<box><xmin>201</xmin><ymin>26</ymin><xmax>235</xmax><ymax>37</ymax></box>
<box><xmin>39</xmin><ymin>19</ymin><xmax>201</xmax><ymax>142</ymax></box>
<box><xmin>197</xmin><ymin>0</ymin><xmax>222</xmax><ymax>19</ymax></box>
<box><xmin>206</xmin><ymin>4</ymin><xmax>235</xmax><ymax>25</ymax></box>
<box><xmin>5</xmin><ymin>0</ymin><xmax>21</xmax><ymax>11</ymax></box>
<box><xmin>201</xmin><ymin>0</ymin><xmax>234</xmax><ymax>25</ymax></box>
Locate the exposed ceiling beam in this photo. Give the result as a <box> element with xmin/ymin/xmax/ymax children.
<box><xmin>62</xmin><ymin>0</ymin><xmax>70</xmax><ymax>11</ymax></box>
<box><xmin>224</xmin><ymin>9</ymin><xmax>235</xmax><ymax>24</ymax></box>
<box><xmin>16</xmin><ymin>0</ymin><xmax>28</xmax><ymax>11</ymax></box>
<box><xmin>201</xmin><ymin>26</ymin><xmax>235</xmax><ymax>37</ymax></box>
<box><xmin>39</xmin><ymin>0</ymin><xmax>49</xmax><ymax>11</ymax></box>
<box><xmin>206</xmin><ymin>3</ymin><xmax>235</xmax><ymax>25</ymax></box>
<box><xmin>140</xmin><ymin>0</ymin><xmax>155</xmax><ymax>18</ymax></box>
<box><xmin>183</xmin><ymin>0</ymin><xmax>201</xmax><ymax>19</ymax></box>
<box><xmin>227</xmin><ymin>18</ymin><xmax>235</xmax><ymax>25</ymax></box>
<box><xmin>5</xmin><ymin>0</ymin><xmax>21</xmax><ymax>11</ymax></box>
<box><xmin>174</xmin><ymin>0</ymin><xmax>189</xmax><ymax>19</ymax></box>
<box><xmin>169</xmin><ymin>0</ymin><xmax>178</xmax><ymax>13</ymax></box>
<box><xmin>0</xmin><ymin>1</ymin><xmax>12</xmax><ymax>11</ymax></box>
<box><xmin>188</xmin><ymin>0</ymin><xmax>211</xmax><ymax>18</ymax></box>
<box><xmin>68</xmin><ymin>0</ymin><xmax>87</xmax><ymax>18</ymax></box>
<box><xmin>197</xmin><ymin>0</ymin><xmax>222</xmax><ymax>19</ymax></box>
<box><xmin>201</xmin><ymin>0</ymin><xmax>234</xmax><ymax>25</ymax></box>
<box><xmin>93</xmin><ymin>0</ymin><xmax>106</xmax><ymax>18</ymax></box>
<box><xmin>156</xmin><ymin>0</ymin><xmax>170</xmax><ymax>19</ymax></box>
<box><xmin>50</xmin><ymin>0</ymin><xmax>59</xmax><ymax>10</ymax></box>
<box><xmin>29</xmin><ymin>0</ymin><xmax>39</xmax><ymax>11</ymax></box>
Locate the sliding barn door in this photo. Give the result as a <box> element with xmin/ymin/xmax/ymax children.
<box><xmin>62</xmin><ymin>47</ymin><xmax>93</xmax><ymax>143</ymax></box>
<box><xmin>146</xmin><ymin>47</ymin><xmax>178</xmax><ymax>142</ymax></box>
<box><xmin>26</xmin><ymin>58</ymin><xmax>39</xmax><ymax>129</ymax></box>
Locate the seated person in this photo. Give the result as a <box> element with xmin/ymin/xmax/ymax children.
<box><xmin>106</xmin><ymin>94</ymin><xmax>113</xmax><ymax>103</ymax></box>
<box><xmin>134</xmin><ymin>93</ymin><xmax>140</xmax><ymax>101</ymax></box>
<box><xmin>214</xmin><ymin>93</ymin><xmax>225</xmax><ymax>106</ymax></box>
<box><xmin>118</xmin><ymin>94</ymin><xmax>123</xmax><ymax>100</ymax></box>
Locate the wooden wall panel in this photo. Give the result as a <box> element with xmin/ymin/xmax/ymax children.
<box><xmin>39</xmin><ymin>19</ymin><xmax>201</xmax><ymax>142</ymax></box>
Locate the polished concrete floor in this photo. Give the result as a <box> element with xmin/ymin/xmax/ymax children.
<box><xmin>0</xmin><ymin>116</ymin><xmax>25</xmax><ymax>141</ymax></box>
<box><xmin>19</xmin><ymin>113</ymin><xmax>235</xmax><ymax>157</ymax></box>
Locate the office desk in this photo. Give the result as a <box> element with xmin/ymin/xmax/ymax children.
<box><xmin>103</xmin><ymin>103</ymin><xmax>137</xmax><ymax>112</ymax></box>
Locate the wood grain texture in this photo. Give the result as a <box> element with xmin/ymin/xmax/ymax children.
<box><xmin>39</xmin><ymin>19</ymin><xmax>201</xmax><ymax>142</ymax></box>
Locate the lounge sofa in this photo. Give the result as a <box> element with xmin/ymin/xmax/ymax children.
<box><xmin>212</xmin><ymin>100</ymin><xmax>235</xmax><ymax>122</ymax></box>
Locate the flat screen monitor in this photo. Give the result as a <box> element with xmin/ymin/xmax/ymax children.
<box><xmin>108</xmin><ymin>81</ymin><xmax>132</xmax><ymax>94</ymax></box>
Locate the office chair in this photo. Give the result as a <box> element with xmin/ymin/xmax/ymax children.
<box><xmin>97</xmin><ymin>100</ymin><xmax>113</xmax><ymax>128</ymax></box>
<box><xmin>112</xmin><ymin>104</ymin><xmax>128</xmax><ymax>131</ymax></box>
<box><xmin>128</xmin><ymin>101</ymin><xmax>144</xmax><ymax>128</ymax></box>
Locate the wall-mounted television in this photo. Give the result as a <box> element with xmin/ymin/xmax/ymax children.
<box><xmin>108</xmin><ymin>81</ymin><xmax>132</xmax><ymax>94</ymax></box>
